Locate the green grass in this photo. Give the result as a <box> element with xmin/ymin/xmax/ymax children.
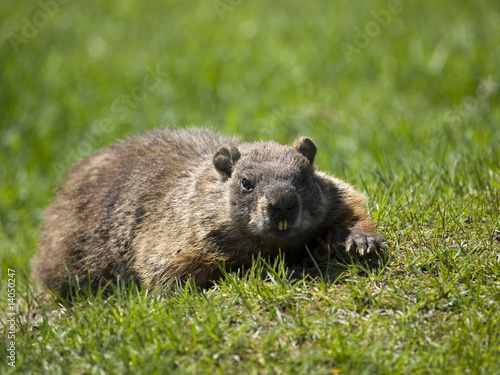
<box><xmin>1</xmin><ymin>0</ymin><xmax>500</xmax><ymax>373</ymax></box>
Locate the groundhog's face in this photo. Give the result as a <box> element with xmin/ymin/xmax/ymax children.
<box><xmin>213</xmin><ymin>137</ymin><xmax>327</xmax><ymax>246</ymax></box>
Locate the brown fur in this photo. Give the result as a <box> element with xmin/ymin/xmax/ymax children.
<box><xmin>33</xmin><ymin>128</ymin><xmax>386</xmax><ymax>298</ymax></box>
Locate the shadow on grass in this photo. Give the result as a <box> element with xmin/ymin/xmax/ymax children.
<box><xmin>21</xmin><ymin>246</ymin><xmax>392</xmax><ymax>331</ymax></box>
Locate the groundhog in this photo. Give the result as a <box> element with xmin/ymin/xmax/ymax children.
<box><xmin>33</xmin><ymin>128</ymin><xmax>386</xmax><ymax>298</ymax></box>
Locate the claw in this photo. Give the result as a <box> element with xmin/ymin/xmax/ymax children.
<box><xmin>367</xmin><ymin>237</ymin><xmax>378</xmax><ymax>254</ymax></box>
<box><xmin>346</xmin><ymin>239</ymin><xmax>355</xmax><ymax>253</ymax></box>
<box><xmin>345</xmin><ymin>232</ymin><xmax>387</xmax><ymax>257</ymax></box>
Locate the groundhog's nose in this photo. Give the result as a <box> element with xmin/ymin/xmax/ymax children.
<box><xmin>268</xmin><ymin>193</ymin><xmax>299</xmax><ymax>229</ymax></box>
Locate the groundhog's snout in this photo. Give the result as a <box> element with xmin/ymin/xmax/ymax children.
<box><xmin>266</xmin><ymin>185</ymin><xmax>300</xmax><ymax>231</ymax></box>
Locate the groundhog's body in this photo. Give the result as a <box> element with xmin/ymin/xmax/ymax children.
<box><xmin>34</xmin><ymin>128</ymin><xmax>385</xmax><ymax>298</ymax></box>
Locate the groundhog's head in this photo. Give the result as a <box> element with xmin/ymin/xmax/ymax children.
<box><xmin>213</xmin><ymin>137</ymin><xmax>327</xmax><ymax>246</ymax></box>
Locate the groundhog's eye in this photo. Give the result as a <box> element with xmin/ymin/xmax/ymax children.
<box><xmin>241</xmin><ymin>178</ymin><xmax>253</xmax><ymax>191</ymax></box>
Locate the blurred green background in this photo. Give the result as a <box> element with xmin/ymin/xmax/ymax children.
<box><xmin>1</xmin><ymin>0</ymin><xmax>499</xmax><ymax>278</ymax></box>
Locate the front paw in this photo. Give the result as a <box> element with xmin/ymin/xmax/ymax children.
<box><xmin>345</xmin><ymin>232</ymin><xmax>387</xmax><ymax>257</ymax></box>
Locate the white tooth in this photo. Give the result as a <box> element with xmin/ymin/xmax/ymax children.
<box><xmin>278</xmin><ymin>220</ymin><xmax>288</xmax><ymax>231</ymax></box>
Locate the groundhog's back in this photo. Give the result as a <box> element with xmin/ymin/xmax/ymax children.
<box><xmin>33</xmin><ymin>128</ymin><xmax>240</xmax><ymax>297</ymax></box>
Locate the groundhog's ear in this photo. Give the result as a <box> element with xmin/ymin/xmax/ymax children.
<box><xmin>213</xmin><ymin>146</ymin><xmax>241</xmax><ymax>179</ymax></box>
<box><xmin>293</xmin><ymin>137</ymin><xmax>317</xmax><ymax>164</ymax></box>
